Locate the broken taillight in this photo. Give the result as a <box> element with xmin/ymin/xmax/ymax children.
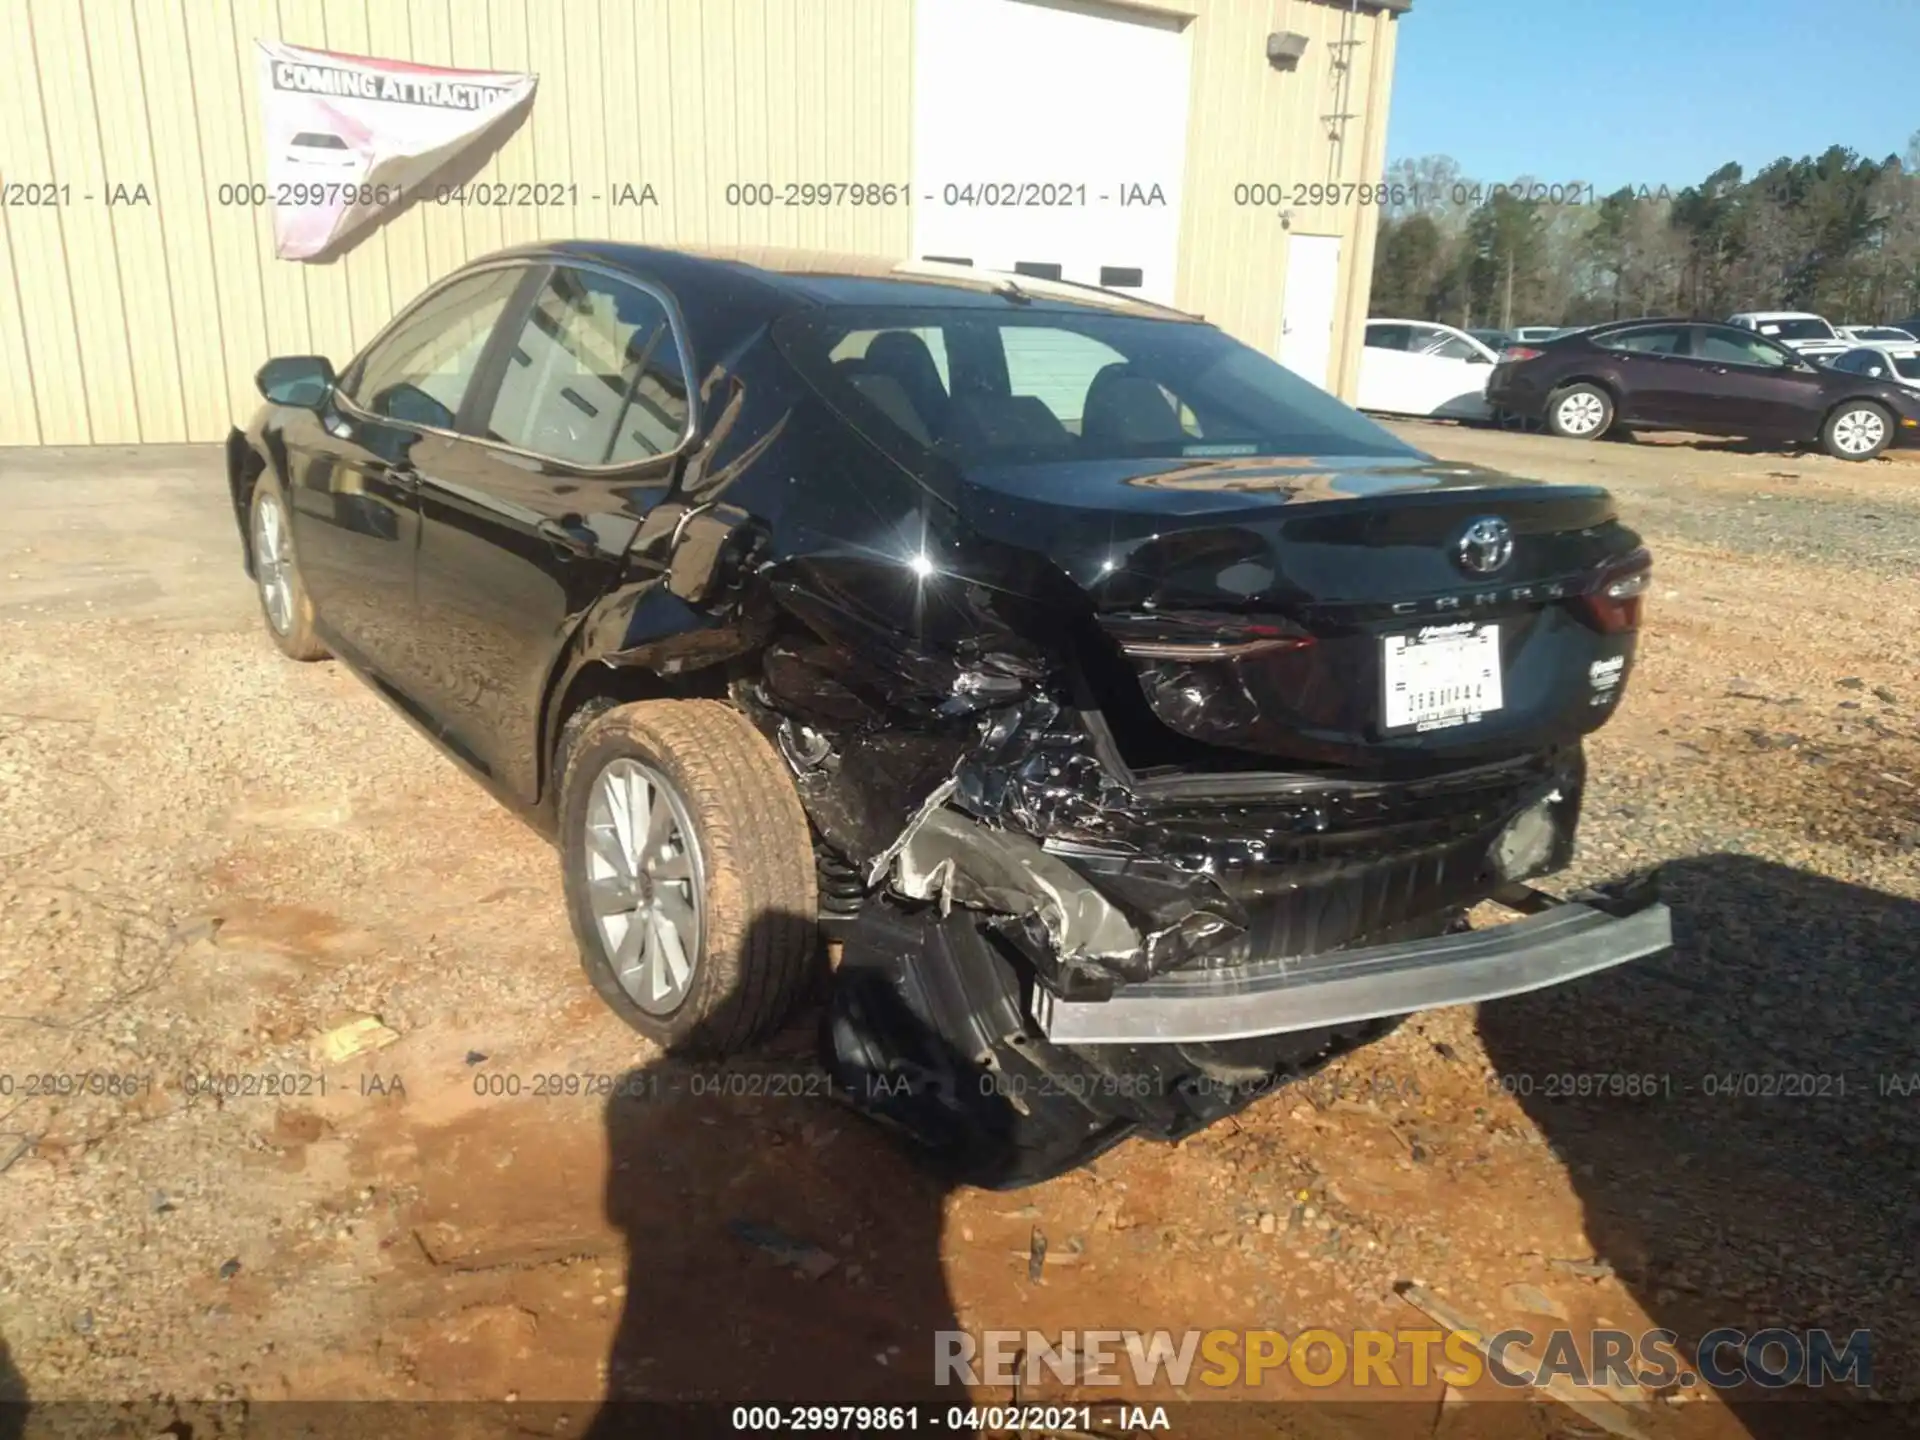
<box><xmin>1099</xmin><ymin>610</ymin><xmax>1316</xmax><ymax>661</ymax></box>
<box><xmin>1574</xmin><ymin>550</ymin><xmax>1652</xmax><ymax>634</ymax></box>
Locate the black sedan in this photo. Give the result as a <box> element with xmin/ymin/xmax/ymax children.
<box><xmin>1487</xmin><ymin>317</ymin><xmax>1920</xmax><ymax>459</ymax></box>
<box><xmin>225</xmin><ymin>243</ymin><xmax>1670</xmax><ymax>1183</ymax></box>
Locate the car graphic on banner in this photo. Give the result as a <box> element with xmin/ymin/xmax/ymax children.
<box><xmin>254</xmin><ymin>40</ymin><xmax>537</xmax><ymax>260</ymax></box>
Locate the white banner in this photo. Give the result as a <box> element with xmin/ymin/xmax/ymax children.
<box><xmin>254</xmin><ymin>40</ymin><xmax>537</xmax><ymax>260</ymax></box>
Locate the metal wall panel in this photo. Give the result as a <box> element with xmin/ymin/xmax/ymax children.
<box><xmin>4</xmin><ymin>0</ymin><xmax>913</xmax><ymax>444</ymax></box>
<box><xmin>1173</xmin><ymin>0</ymin><xmax>1399</xmax><ymax>399</ymax></box>
<box><xmin>4</xmin><ymin>0</ymin><xmax>1396</xmax><ymax>444</ymax></box>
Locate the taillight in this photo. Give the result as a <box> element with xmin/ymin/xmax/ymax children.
<box><xmin>1575</xmin><ymin>550</ymin><xmax>1652</xmax><ymax>634</ymax></box>
<box><xmin>1498</xmin><ymin>346</ymin><xmax>1545</xmax><ymax>363</ymax></box>
<box><xmin>1100</xmin><ymin>610</ymin><xmax>1315</xmax><ymax>661</ymax></box>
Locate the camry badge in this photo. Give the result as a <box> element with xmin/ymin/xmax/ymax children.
<box><xmin>1457</xmin><ymin>516</ymin><xmax>1514</xmax><ymax>575</ymax></box>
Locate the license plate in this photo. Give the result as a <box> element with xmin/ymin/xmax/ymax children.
<box><xmin>1381</xmin><ymin>623</ymin><xmax>1504</xmax><ymax>733</ymax></box>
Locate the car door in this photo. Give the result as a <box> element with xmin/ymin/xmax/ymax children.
<box><xmin>1356</xmin><ymin>322</ymin><xmax>1417</xmax><ymax>413</ymax></box>
<box><xmin>282</xmin><ymin>265</ymin><xmax>527</xmax><ymax>687</ymax></box>
<box><xmin>1683</xmin><ymin>326</ymin><xmax>1831</xmax><ymax>436</ymax></box>
<box><xmin>1411</xmin><ymin>326</ymin><xmax>1495</xmax><ymax>418</ymax></box>
<box><xmin>1584</xmin><ymin>325</ymin><xmax>1693</xmax><ymax>425</ymax></box>
<box><xmin>410</xmin><ymin>261</ymin><xmax>697</xmax><ymax>804</ymax></box>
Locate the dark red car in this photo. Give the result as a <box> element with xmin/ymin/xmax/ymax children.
<box><xmin>1486</xmin><ymin>317</ymin><xmax>1920</xmax><ymax>460</ymax></box>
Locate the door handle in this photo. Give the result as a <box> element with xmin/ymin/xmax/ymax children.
<box><xmin>538</xmin><ymin>516</ymin><xmax>597</xmax><ymax>558</ymax></box>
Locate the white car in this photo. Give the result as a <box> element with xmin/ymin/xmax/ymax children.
<box><xmin>1356</xmin><ymin>319</ymin><xmax>1499</xmax><ymax>420</ymax></box>
<box><xmin>1726</xmin><ymin>310</ymin><xmax>1849</xmax><ymax>357</ymax></box>
<box><xmin>281</xmin><ymin>131</ymin><xmax>366</xmax><ymax>176</ymax></box>
<box><xmin>1826</xmin><ymin>342</ymin><xmax>1920</xmax><ymax>390</ymax></box>
<box><xmin>1836</xmin><ymin>324</ymin><xmax>1919</xmax><ymax>345</ymax></box>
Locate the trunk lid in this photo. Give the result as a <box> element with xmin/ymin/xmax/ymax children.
<box><xmin>956</xmin><ymin>454</ymin><xmax>1648</xmax><ymax>767</ymax></box>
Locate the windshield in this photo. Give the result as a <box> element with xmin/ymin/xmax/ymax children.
<box><xmin>1757</xmin><ymin>318</ymin><xmax>1836</xmax><ymax>341</ymax></box>
<box><xmin>1893</xmin><ymin>354</ymin><xmax>1920</xmax><ymax>380</ymax></box>
<box><xmin>774</xmin><ymin>306</ymin><xmax>1421</xmax><ymax>464</ymax></box>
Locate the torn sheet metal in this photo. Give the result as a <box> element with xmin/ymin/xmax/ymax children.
<box><xmin>890</xmin><ymin>806</ymin><xmax>1143</xmax><ymax>962</ymax></box>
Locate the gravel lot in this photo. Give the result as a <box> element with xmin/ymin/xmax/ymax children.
<box><xmin>0</xmin><ymin>429</ymin><xmax>1916</xmax><ymax>1438</ymax></box>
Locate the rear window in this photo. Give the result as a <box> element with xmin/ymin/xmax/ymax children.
<box><xmin>774</xmin><ymin>306</ymin><xmax>1418</xmax><ymax>463</ymax></box>
<box><xmin>1755</xmin><ymin>318</ymin><xmax>1836</xmax><ymax>341</ymax></box>
<box><xmin>292</xmin><ymin>132</ymin><xmax>349</xmax><ymax>150</ymax></box>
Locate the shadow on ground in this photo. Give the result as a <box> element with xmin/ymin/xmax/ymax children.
<box><xmin>1479</xmin><ymin>852</ymin><xmax>1920</xmax><ymax>1439</ymax></box>
<box><xmin>0</xmin><ymin>1332</ymin><xmax>22</xmax><ymax>1440</ymax></box>
<box><xmin>579</xmin><ymin>910</ymin><xmax>1007</xmax><ymax>1433</ymax></box>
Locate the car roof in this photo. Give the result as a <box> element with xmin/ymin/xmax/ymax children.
<box><xmin>480</xmin><ymin>240</ymin><xmax>1200</xmax><ymax>322</ymax></box>
<box><xmin>1730</xmin><ymin>310</ymin><xmax>1827</xmax><ymax>321</ymax></box>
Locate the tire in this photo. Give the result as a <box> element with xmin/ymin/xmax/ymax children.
<box><xmin>1544</xmin><ymin>383</ymin><xmax>1613</xmax><ymax>441</ymax></box>
<box><xmin>1821</xmin><ymin>401</ymin><xmax>1892</xmax><ymax>461</ymax></box>
<box><xmin>558</xmin><ymin>698</ymin><xmax>819</xmax><ymax>1056</ymax></box>
<box><xmin>248</xmin><ymin>469</ymin><xmax>329</xmax><ymax>661</ymax></box>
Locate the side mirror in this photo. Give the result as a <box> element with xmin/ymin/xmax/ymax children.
<box><xmin>256</xmin><ymin>355</ymin><xmax>335</xmax><ymax>408</ymax></box>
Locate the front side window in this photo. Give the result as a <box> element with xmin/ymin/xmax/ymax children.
<box><xmin>1424</xmin><ymin>332</ymin><xmax>1482</xmax><ymax>361</ymax></box>
<box><xmin>775</xmin><ymin>306</ymin><xmax>1420</xmax><ymax>463</ymax></box>
<box><xmin>485</xmin><ymin>267</ymin><xmax>692</xmax><ymax>466</ymax></box>
<box><xmin>343</xmin><ymin>267</ymin><xmax>523</xmax><ymax>428</ymax></box>
<box><xmin>1832</xmin><ymin>349</ymin><xmax>1881</xmax><ymax>376</ymax></box>
<box><xmin>1595</xmin><ymin>326</ymin><xmax>1687</xmax><ymax>356</ymax></box>
<box><xmin>1693</xmin><ymin>329</ymin><xmax>1794</xmax><ymax>368</ymax></box>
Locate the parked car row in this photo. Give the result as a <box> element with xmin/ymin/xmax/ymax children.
<box><xmin>1359</xmin><ymin>310</ymin><xmax>1920</xmax><ymax>460</ymax></box>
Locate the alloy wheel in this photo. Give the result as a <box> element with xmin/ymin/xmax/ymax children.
<box><xmin>1831</xmin><ymin>408</ymin><xmax>1886</xmax><ymax>456</ymax></box>
<box><xmin>1556</xmin><ymin>392</ymin><xmax>1607</xmax><ymax>436</ymax></box>
<box><xmin>583</xmin><ymin>757</ymin><xmax>705</xmax><ymax>1015</ymax></box>
<box><xmin>253</xmin><ymin>491</ymin><xmax>294</xmax><ymax>636</ymax></box>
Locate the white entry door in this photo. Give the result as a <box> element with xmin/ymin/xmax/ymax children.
<box><xmin>911</xmin><ymin>0</ymin><xmax>1192</xmax><ymax>304</ymax></box>
<box><xmin>1279</xmin><ymin>234</ymin><xmax>1343</xmax><ymax>391</ymax></box>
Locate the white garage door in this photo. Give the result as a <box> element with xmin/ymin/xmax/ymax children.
<box><xmin>911</xmin><ymin>0</ymin><xmax>1192</xmax><ymax>305</ymax></box>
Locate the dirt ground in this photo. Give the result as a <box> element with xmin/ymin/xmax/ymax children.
<box><xmin>1</xmin><ymin>427</ymin><xmax>1917</xmax><ymax>1439</ymax></box>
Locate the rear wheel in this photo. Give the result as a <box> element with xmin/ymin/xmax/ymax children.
<box><xmin>249</xmin><ymin>471</ymin><xmax>328</xmax><ymax>662</ymax></box>
<box><xmin>1822</xmin><ymin>401</ymin><xmax>1892</xmax><ymax>461</ymax></box>
<box><xmin>558</xmin><ymin>699</ymin><xmax>819</xmax><ymax>1056</ymax></box>
<box><xmin>1545</xmin><ymin>383</ymin><xmax>1613</xmax><ymax>440</ymax></box>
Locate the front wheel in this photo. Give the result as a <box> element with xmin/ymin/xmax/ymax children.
<box><xmin>1822</xmin><ymin>402</ymin><xmax>1892</xmax><ymax>461</ymax></box>
<box><xmin>1545</xmin><ymin>383</ymin><xmax>1613</xmax><ymax>441</ymax></box>
<box><xmin>249</xmin><ymin>470</ymin><xmax>329</xmax><ymax>661</ymax></box>
<box><xmin>558</xmin><ymin>699</ymin><xmax>820</xmax><ymax>1056</ymax></box>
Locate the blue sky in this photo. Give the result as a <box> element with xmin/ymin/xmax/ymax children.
<box><xmin>1387</xmin><ymin>0</ymin><xmax>1920</xmax><ymax>191</ymax></box>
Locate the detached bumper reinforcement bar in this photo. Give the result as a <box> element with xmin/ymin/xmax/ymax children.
<box><xmin>1030</xmin><ymin>896</ymin><xmax>1673</xmax><ymax>1046</ymax></box>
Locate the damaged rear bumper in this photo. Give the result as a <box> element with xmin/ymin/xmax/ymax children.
<box><xmin>1030</xmin><ymin>883</ymin><xmax>1672</xmax><ymax>1045</ymax></box>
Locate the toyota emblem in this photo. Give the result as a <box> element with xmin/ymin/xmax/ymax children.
<box><xmin>1457</xmin><ymin>516</ymin><xmax>1514</xmax><ymax>575</ymax></box>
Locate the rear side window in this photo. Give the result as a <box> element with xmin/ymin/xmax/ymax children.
<box><xmin>774</xmin><ymin>306</ymin><xmax>1419</xmax><ymax>463</ymax></box>
<box><xmin>485</xmin><ymin>267</ymin><xmax>691</xmax><ymax>466</ymax></box>
<box><xmin>1595</xmin><ymin>327</ymin><xmax>1687</xmax><ymax>356</ymax></box>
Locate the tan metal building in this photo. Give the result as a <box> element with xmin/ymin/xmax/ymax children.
<box><xmin>0</xmin><ymin>0</ymin><xmax>1407</xmax><ymax>447</ymax></box>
